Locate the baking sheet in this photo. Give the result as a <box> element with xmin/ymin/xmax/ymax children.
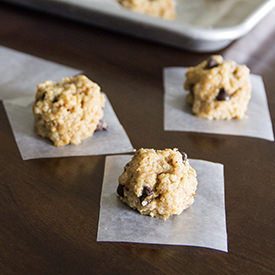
<box><xmin>0</xmin><ymin>46</ymin><xmax>134</xmax><ymax>159</ymax></box>
<box><xmin>97</xmin><ymin>155</ymin><xmax>227</xmax><ymax>252</ymax></box>
<box><xmin>164</xmin><ymin>67</ymin><xmax>274</xmax><ymax>141</ymax></box>
<box><xmin>63</xmin><ymin>0</ymin><xmax>270</xmax><ymax>28</ymax></box>
<box><xmin>8</xmin><ymin>0</ymin><xmax>272</xmax><ymax>28</ymax></box>
<box><xmin>5</xmin><ymin>0</ymin><xmax>275</xmax><ymax>52</ymax></box>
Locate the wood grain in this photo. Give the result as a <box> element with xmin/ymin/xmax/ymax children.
<box><xmin>0</xmin><ymin>3</ymin><xmax>274</xmax><ymax>274</ymax></box>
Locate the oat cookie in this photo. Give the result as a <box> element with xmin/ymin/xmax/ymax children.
<box><xmin>117</xmin><ymin>148</ymin><xmax>198</xmax><ymax>220</ymax></box>
<box><xmin>118</xmin><ymin>0</ymin><xmax>175</xmax><ymax>20</ymax></box>
<box><xmin>184</xmin><ymin>55</ymin><xmax>251</xmax><ymax>120</ymax></box>
<box><xmin>33</xmin><ymin>75</ymin><xmax>105</xmax><ymax>146</ymax></box>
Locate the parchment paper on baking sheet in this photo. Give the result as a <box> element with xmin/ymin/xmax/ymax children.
<box><xmin>0</xmin><ymin>46</ymin><xmax>134</xmax><ymax>159</ymax></box>
<box><xmin>164</xmin><ymin>68</ymin><xmax>274</xmax><ymax>141</ymax></box>
<box><xmin>97</xmin><ymin>155</ymin><xmax>227</xmax><ymax>252</ymax></box>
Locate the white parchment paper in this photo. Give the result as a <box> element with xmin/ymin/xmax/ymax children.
<box><xmin>164</xmin><ymin>68</ymin><xmax>274</xmax><ymax>141</ymax></box>
<box><xmin>0</xmin><ymin>46</ymin><xmax>80</xmax><ymax>100</ymax></box>
<box><xmin>4</xmin><ymin>96</ymin><xmax>134</xmax><ymax>160</ymax></box>
<box><xmin>0</xmin><ymin>46</ymin><xmax>134</xmax><ymax>159</ymax></box>
<box><xmin>97</xmin><ymin>155</ymin><xmax>227</xmax><ymax>252</ymax></box>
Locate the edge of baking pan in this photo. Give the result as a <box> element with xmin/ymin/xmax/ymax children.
<box><xmin>3</xmin><ymin>0</ymin><xmax>275</xmax><ymax>52</ymax></box>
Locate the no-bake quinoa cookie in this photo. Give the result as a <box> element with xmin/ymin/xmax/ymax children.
<box><xmin>184</xmin><ymin>55</ymin><xmax>251</xmax><ymax>120</ymax></box>
<box><xmin>118</xmin><ymin>0</ymin><xmax>175</xmax><ymax>20</ymax></box>
<box><xmin>33</xmin><ymin>75</ymin><xmax>105</xmax><ymax>147</ymax></box>
<box><xmin>117</xmin><ymin>148</ymin><xmax>198</xmax><ymax>220</ymax></box>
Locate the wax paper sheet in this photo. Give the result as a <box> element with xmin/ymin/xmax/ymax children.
<box><xmin>97</xmin><ymin>155</ymin><xmax>227</xmax><ymax>252</ymax></box>
<box><xmin>164</xmin><ymin>68</ymin><xmax>274</xmax><ymax>141</ymax></box>
<box><xmin>0</xmin><ymin>46</ymin><xmax>134</xmax><ymax>159</ymax></box>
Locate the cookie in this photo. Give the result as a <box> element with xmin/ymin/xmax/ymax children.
<box><xmin>33</xmin><ymin>75</ymin><xmax>105</xmax><ymax>146</ymax></box>
<box><xmin>117</xmin><ymin>148</ymin><xmax>197</xmax><ymax>220</ymax></box>
<box><xmin>184</xmin><ymin>55</ymin><xmax>251</xmax><ymax>120</ymax></box>
<box><xmin>118</xmin><ymin>0</ymin><xmax>175</xmax><ymax>20</ymax></box>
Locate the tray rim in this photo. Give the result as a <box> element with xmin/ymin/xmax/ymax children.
<box><xmin>4</xmin><ymin>0</ymin><xmax>275</xmax><ymax>46</ymax></box>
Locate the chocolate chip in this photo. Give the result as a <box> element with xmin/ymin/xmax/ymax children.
<box><xmin>139</xmin><ymin>187</ymin><xmax>153</xmax><ymax>205</ymax></box>
<box><xmin>95</xmin><ymin>120</ymin><xmax>107</xmax><ymax>132</ymax></box>
<box><xmin>117</xmin><ymin>184</ymin><xmax>124</xmax><ymax>197</ymax></box>
<box><xmin>205</xmin><ymin>56</ymin><xmax>219</xmax><ymax>69</ymax></box>
<box><xmin>141</xmin><ymin>198</ymin><xmax>152</xmax><ymax>207</ymax></box>
<box><xmin>181</xmin><ymin>152</ymin><xmax>188</xmax><ymax>163</ymax></box>
<box><xmin>41</xmin><ymin>92</ymin><xmax>46</xmax><ymax>100</ymax></box>
<box><xmin>144</xmin><ymin>187</ymin><xmax>153</xmax><ymax>197</ymax></box>
<box><xmin>216</xmin><ymin>88</ymin><xmax>231</xmax><ymax>101</ymax></box>
<box><xmin>53</xmin><ymin>96</ymin><xmax>59</xmax><ymax>103</ymax></box>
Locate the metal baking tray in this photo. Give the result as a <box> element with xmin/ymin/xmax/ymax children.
<box><xmin>4</xmin><ymin>0</ymin><xmax>275</xmax><ymax>52</ymax></box>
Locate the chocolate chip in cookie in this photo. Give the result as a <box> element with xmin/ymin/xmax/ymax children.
<box><xmin>216</xmin><ymin>88</ymin><xmax>231</xmax><ymax>101</ymax></box>
<box><xmin>95</xmin><ymin>120</ymin><xmax>107</xmax><ymax>131</ymax></box>
<box><xmin>53</xmin><ymin>96</ymin><xmax>59</xmax><ymax>103</ymax></box>
<box><xmin>205</xmin><ymin>56</ymin><xmax>219</xmax><ymax>69</ymax></box>
<box><xmin>117</xmin><ymin>184</ymin><xmax>124</xmax><ymax>198</ymax></box>
<box><xmin>41</xmin><ymin>92</ymin><xmax>46</xmax><ymax>101</ymax></box>
<box><xmin>181</xmin><ymin>152</ymin><xmax>188</xmax><ymax>163</ymax></box>
<box><xmin>140</xmin><ymin>187</ymin><xmax>153</xmax><ymax>206</ymax></box>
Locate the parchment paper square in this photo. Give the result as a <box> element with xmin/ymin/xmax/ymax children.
<box><xmin>164</xmin><ymin>68</ymin><xmax>274</xmax><ymax>141</ymax></box>
<box><xmin>0</xmin><ymin>46</ymin><xmax>134</xmax><ymax>159</ymax></box>
<box><xmin>97</xmin><ymin>155</ymin><xmax>227</xmax><ymax>252</ymax></box>
<box><xmin>3</xmin><ymin>96</ymin><xmax>134</xmax><ymax>160</ymax></box>
<box><xmin>0</xmin><ymin>46</ymin><xmax>80</xmax><ymax>100</ymax></box>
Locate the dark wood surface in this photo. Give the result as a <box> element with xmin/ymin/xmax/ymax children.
<box><xmin>0</xmin><ymin>3</ymin><xmax>275</xmax><ymax>275</ymax></box>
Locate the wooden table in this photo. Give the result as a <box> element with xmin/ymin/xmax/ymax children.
<box><xmin>0</xmin><ymin>3</ymin><xmax>274</xmax><ymax>274</ymax></box>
